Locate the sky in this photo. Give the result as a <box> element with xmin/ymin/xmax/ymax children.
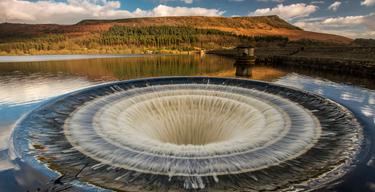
<box><xmin>0</xmin><ymin>0</ymin><xmax>374</xmax><ymax>39</ymax></box>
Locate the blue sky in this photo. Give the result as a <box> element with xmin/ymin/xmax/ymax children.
<box><xmin>0</xmin><ymin>0</ymin><xmax>374</xmax><ymax>38</ymax></box>
<box><xmin>117</xmin><ymin>0</ymin><xmax>373</xmax><ymax>17</ymax></box>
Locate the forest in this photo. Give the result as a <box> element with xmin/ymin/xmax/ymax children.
<box><xmin>0</xmin><ymin>25</ymin><xmax>289</xmax><ymax>55</ymax></box>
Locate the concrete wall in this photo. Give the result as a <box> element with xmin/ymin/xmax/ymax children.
<box><xmin>257</xmin><ymin>56</ymin><xmax>375</xmax><ymax>77</ymax></box>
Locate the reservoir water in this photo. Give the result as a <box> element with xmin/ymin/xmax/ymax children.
<box><xmin>0</xmin><ymin>54</ymin><xmax>374</xmax><ymax>191</ymax></box>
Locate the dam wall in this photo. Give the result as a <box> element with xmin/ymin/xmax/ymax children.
<box><xmin>258</xmin><ymin>56</ymin><xmax>375</xmax><ymax>77</ymax></box>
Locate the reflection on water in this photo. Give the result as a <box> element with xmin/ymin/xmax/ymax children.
<box><xmin>276</xmin><ymin>74</ymin><xmax>375</xmax><ymax>192</ymax></box>
<box><xmin>0</xmin><ymin>75</ymin><xmax>93</xmax><ymax>106</ymax></box>
<box><xmin>0</xmin><ymin>54</ymin><xmax>143</xmax><ymax>63</ymax></box>
<box><xmin>0</xmin><ymin>55</ymin><xmax>241</xmax><ymax>191</ymax></box>
<box><xmin>0</xmin><ymin>54</ymin><xmax>374</xmax><ymax>191</ymax></box>
<box><xmin>273</xmin><ymin>65</ymin><xmax>375</xmax><ymax>90</ymax></box>
<box><xmin>0</xmin><ymin>55</ymin><xmax>236</xmax><ymax>81</ymax></box>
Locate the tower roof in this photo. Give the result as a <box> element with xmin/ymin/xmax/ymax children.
<box><xmin>236</xmin><ymin>44</ymin><xmax>254</xmax><ymax>48</ymax></box>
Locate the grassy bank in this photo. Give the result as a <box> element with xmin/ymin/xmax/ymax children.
<box><xmin>0</xmin><ymin>48</ymin><xmax>199</xmax><ymax>56</ymax></box>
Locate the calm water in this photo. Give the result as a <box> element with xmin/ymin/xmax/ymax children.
<box><xmin>0</xmin><ymin>54</ymin><xmax>374</xmax><ymax>191</ymax></box>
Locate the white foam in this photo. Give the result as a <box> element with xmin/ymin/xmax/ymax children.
<box><xmin>64</xmin><ymin>84</ymin><xmax>320</xmax><ymax>177</ymax></box>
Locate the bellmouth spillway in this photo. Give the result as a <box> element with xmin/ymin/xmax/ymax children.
<box><xmin>10</xmin><ymin>77</ymin><xmax>364</xmax><ymax>191</ymax></box>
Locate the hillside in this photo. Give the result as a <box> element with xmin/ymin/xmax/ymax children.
<box><xmin>0</xmin><ymin>16</ymin><xmax>352</xmax><ymax>55</ymax></box>
<box><xmin>77</xmin><ymin>16</ymin><xmax>350</xmax><ymax>43</ymax></box>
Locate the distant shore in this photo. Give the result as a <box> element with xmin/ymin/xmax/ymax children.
<box><xmin>0</xmin><ymin>49</ymin><xmax>199</xmax><ymax>56</ymax></box>
<box><xmin>0</xmin><ymin>54</ymin><xmax>149</xmax><ymax>63</ymax></box>
<box><xmin>208</xmin><ymin>46</ymin><xmax>375</xmax><ymax>78</ymax></box>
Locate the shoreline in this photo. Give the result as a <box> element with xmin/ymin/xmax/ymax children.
<box><xmin>208</xmin><ymin>47</ymin><xmax>375</xmax><ymax>78</ymax></box>
<box><xmin>2</xmin><ymin>48</ymin><xmax>375</xmax><ymax>78</ymax></box>
<box><xmin>0</xmin><ymin>49</ymin><xmax>200</xmax><ymax>56</ymax></box>
<box><xmin>0</xmin><ymin>54</ymin><xmax>147</xmax><ymax>63</ymax></box>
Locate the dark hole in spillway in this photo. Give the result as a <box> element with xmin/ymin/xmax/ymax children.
<box><xmin>10</xmin><ymin>77</ymin><xmax>364</xmax><ymax>191</ymax></box>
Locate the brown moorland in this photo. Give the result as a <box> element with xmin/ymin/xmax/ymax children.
<box><xmin>0</xmin><ymin>16</ymin><xmax>351</xmax><ymax>44</ymax></box>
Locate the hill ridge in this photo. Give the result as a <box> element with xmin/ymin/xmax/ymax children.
<box><xmin>0</xmin><ymin>16</ymin><xmax>353</xmax><ymax>55</ymax></box>
<box><xmin>0</xmin><ymin>16</ymin><xmax>351</xmax><ymax>44</ymax></box>
<box><xmin>75</xmin><ymin>15</ymin><xmax>301</xmax><ymax>30</ymax></box>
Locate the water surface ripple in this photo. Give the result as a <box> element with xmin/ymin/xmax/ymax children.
<box><xmin>0</xmin><ymin>55</ymin><xmax>374</xmax><ymax>191</ymax></box>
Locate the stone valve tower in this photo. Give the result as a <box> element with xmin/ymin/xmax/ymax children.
<box><xmin>234</xmin><ymin>44</ymin><xmax>256</xmax><ymax>77</ymax></box>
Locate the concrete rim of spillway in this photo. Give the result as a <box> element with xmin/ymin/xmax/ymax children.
<box><xmin>8</xmin><ymin>76</ymin><xmax>366</xmax><ymax>191</ymax></box>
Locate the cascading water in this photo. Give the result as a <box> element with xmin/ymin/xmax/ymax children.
<box><xmin>10</xmin><ymin>77</ymin><xmax>364</xmax><ymax>191</ymax></box>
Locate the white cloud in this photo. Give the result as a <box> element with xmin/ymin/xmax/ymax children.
<box><xmin>182</xmin><ymin>0</ymin><xmax>193</xmax><ymax>3</ymax></box>
<box><xmin>294</xmin><ymin>13</ymin><xmax>375</xmax><ymax>38</ymax></box>
<box><xmin>322</xmin><ymin>15</ymin><xmax>365</xmax><ymax>25</ymax></box>
<box><xmin>361</xmin><ymin>0</ymin><xmax>375</xmax><ymax>6</ymax></box>
<box><xmin>363</xmin><ymin>13</ymin><xmax>375</xmax><ymax>30</ymax></box>
<box><xmin>328</xmin><ymin>1</ymin><xmax>341</xmax><ymax>11</ymax></box>
<box><xmin>160</xmin><ymin>0</ymin><xmax>193</xmax><ymax>4</ymax></box>
<box><xmin>257</xmin><ymin>0</ymin><xmax>285</xmax><ymax>2</ymax></box>
<box><xmin>249</xmin><ymin>3</ymin><xmax>318</xmax><ymax>20</ymax></box>
<box><xmin>311</xmin><ymin>1</ymin><xmax>325</xmax><ymax>4</ymax></box>
<box><xmin>135</xmin><ymin>5</ymin><xmax>224</xmax><ymax>17</ymax></box>
<box><xmin>0</xmin><ymin>0</ymin><xmax>224</xmax><ymax>24</ymax></box>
